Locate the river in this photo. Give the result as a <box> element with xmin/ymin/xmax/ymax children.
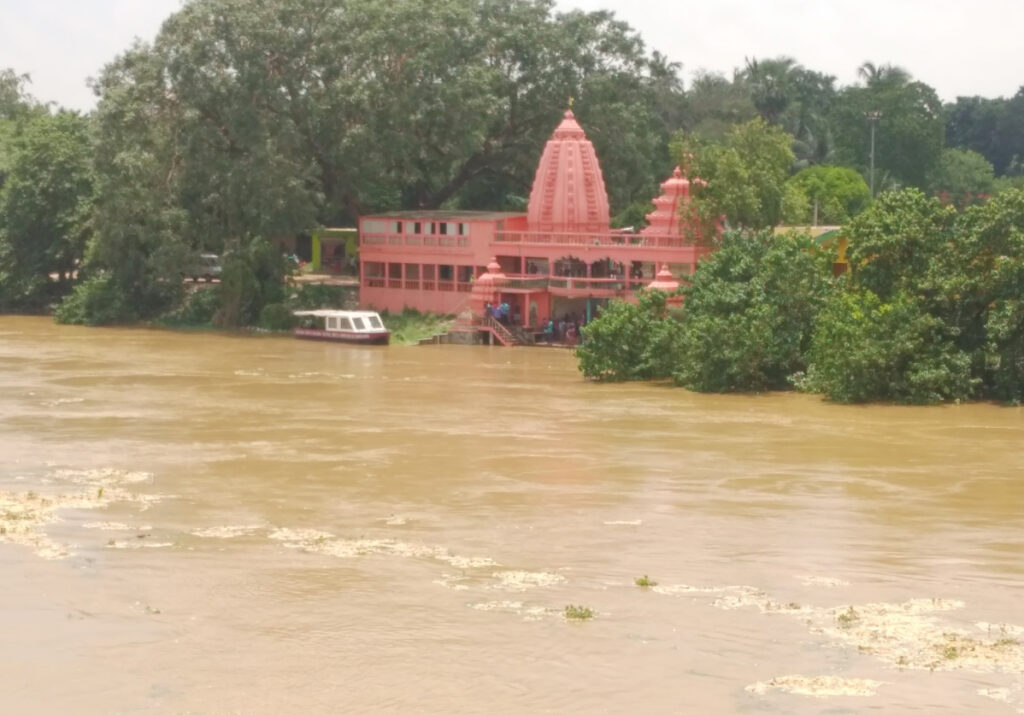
<box><xmin>1</xmin><ymin>315</ymin><xmax>1022</xmax><ymax>714</ymax></box>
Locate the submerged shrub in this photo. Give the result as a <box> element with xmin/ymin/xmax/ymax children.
<box><xmin>158</xmin><ymin>286</ymin><xmax>221</xmax><ymax>327</ymax></box>
<box><xmin>674</xmin><ymin>230</ymin><xmax>831</xmax><ymax>392</ymax></box>
<box><xmin>54</xmin><ymin>275</ymin><xmax>132</xmax><ymax>326</ymax></box>
<box><xmin>259</xmin><ymin>302</ymin><xmax>295</xmax><ymax>331</ymax></box>
<box><xmin>577</xmin><ymin>290</ymin><xmax>682</xmax><ymax>381</ymax></box>
<box><xmin>804</xmin><ymin>289</ymin><xmax>976</xmax><ymax>404</ymax></box>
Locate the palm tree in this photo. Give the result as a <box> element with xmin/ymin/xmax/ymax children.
<box><xmin>857</xmin><ymin>62</ymin><xmax>911</xmax><ymax>88</ymax></box>
<box><xmin>741</xmin><ymin>56</ymin><xmax>800</xmax><ymax>125</ymax></box>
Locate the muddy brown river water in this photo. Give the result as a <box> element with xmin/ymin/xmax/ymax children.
<box><xmin>1</xmin><ymin>315</ymin><xmax>1023</xmax><ymax>714</ymax></box>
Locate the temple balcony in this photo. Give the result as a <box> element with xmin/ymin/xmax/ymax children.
<box><xmin>494</xmin><ymin>229</ymin><xmax>707</xmax><ymax>251</ymax></box>
<box><xmin>500</xmin><ymin>274</ymin><xmax>649</xmax><ymax>297</ymax></box>
<box><xmin>360</xmin><ymin>232</ymin><xmax>474</xmax><ymax>250</ymax></box>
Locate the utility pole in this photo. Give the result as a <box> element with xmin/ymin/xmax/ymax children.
<box><xmin>866</xmin><ymin>111</ymin><xmax>882</xmax><ymax>198</ymax></box>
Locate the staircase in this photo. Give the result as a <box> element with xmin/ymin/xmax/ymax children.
<box><xmin>481</xmin><ymin>316</ymin><xmax>520</xmax><ymax>346</ymax></box>
<box><xmin>444</xmin><ymin>305</ymin><xmax>533</xmax><ymax>347</ymax></box>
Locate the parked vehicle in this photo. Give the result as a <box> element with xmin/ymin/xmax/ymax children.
<box><xmin>190</xmin><ymin>253</ymin><xmax>223</xmax><ymax>282</ymax></box>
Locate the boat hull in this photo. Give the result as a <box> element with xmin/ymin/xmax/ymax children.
<box><xmin>293</xmin><ymin>328</ymin><xmax>390</xmax><ymax>345</ymax></box>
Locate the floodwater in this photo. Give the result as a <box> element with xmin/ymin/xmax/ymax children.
<box><xmin>1</xmin><ymin>315</ymin><xmax>1023</xmax><ymax>714</ymax></box>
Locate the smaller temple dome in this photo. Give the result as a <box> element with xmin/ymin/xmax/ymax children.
<box><xmin>647</xmin><ymin>264</ymin><xmax>680</xmax><ymax>293</ymax></box>
<box><xmin>470</xmin><ymin>258</ymin><xmax>508</xmax><ymax>317</ymax></box>
<box><xmin>647</xmin><ymin>264</ymin><xmax>684</xmax><ymax>308</ymax></box>
<box><xmin>641</xmin><ymin>166</ymin><xmax>699</xmax><ymax>238</ymax></box>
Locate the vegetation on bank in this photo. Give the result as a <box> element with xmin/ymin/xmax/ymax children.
<box><xmin>379</xmin><ymin>310</ymin><xmax>455</xmax><ymax>345</ymax></box>
<box><xmin>578</xmin><ymin>187</ymin><xmax>1024</xmax><ymax>405</ymax></box>
<box><xmin>154</xmin><ymin>282</ymin><xmax>451</xmax><ymax>347</ymax></box>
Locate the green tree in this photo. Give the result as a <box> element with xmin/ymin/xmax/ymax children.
<box><xmin>804</xmin><ymin>288</ymin><xmax>974</xmax><ymax>404</ymax></box>
<box><xmin>931</xmin><ymin>189</ymin><xmax>1024</xmax><ymax>402</ymax></box>
<box><xmin>944</xmin><ymin>95</ymin><xmax>1010</xmax><ymax>175</ymax></box>
<box><xmin>63</xmin><ymin>42</ymin><xmax>192</xmax><ymax>324</ymax></box>
<box><xmin>0</xmin><ymin>69</ymin><xmax>46</xmax><ymax>191</ymax></box>
<box><xmin>576</xmin><ymin>290</ymin><xmax>682</xmax><ymax>381</ymax></box>
<box><xmin>805</xmin><ymin>188</ymin><xmax>1024</xmax><ymax>404</ymax></box>
<box><xmin>673</xmin><ymin>118</ymin><xmax>796</xmax><ymax>232</ymax></box>
<box><xmin>926</xmin><ymin>148</ymin><xmax>995</xmax><ymax>205</ymax></box>
<box><xmin>855</xmin><ymin>61</ymin><xmax>912</xmax><ymax>89</ymax></box>
<box><xmin>741</xmin><ymin>56</ymin><xmax>800</xmax><ymax>126</ymax></box>
<box><xmin>213</xmin><ymin>237</ymin><xmax>290</xmax><ymax>327</ymax></box>
<box><xmin>844</xmin><ymin>188</ymin><xmax>955</xmax><ymax>301</ymax></box>
<box><xmin>0</xmin><ymin>111</ymin><xmax>94</xmax><ymax>310</ymax></box>
<box><xmin>674</xmin><ymin>230</ymin><xmax>831</xmax><ymax>392</ymax></box>
<box><xmin>783</xmin><ymin>165</ymin><xmax>871</xmax><ymax>225</ymax></box>
<box><xmin>831</xmin><ymin>66</ymin><xmax>943</xmax><ymax>189</ymax></box>
<box><xmin>681</xmin><ymin>70</ymin><xmax>757</xmax><ymax>141</ymax></box>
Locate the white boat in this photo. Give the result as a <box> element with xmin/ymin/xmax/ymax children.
<box><xmin>293</xmin><ymin>309</ymin><xmax>390</xmax><ymax>345</ymax></box>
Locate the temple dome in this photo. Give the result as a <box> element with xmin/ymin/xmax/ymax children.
<box><xmin>526</xmin><ymin>110</ymin><xmax>610</xmax><ymax>233</ymax></box>
<box><xmin>641</xmin><ymin>166</ymin><xmax>694</xmax><ymax>237</ymax></box>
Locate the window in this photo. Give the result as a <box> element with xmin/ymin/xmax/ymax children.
<box><xmin>457</xmin><ymin>265</ymin><xmax>474</xmax><ymax>283</ymax></box>
<box><xmin>391</xmin><ymin>221</ymin><xmax>403</xmax><ymax>234</ymax></box>
<box><xmin>367</xmin><ymin>315</ymin><xmax>383</xmax><ymax>329</ymax></box>
<box><xmin>439</xmin><ymin>222</ymin><xmax>448</xmax><ymax>235</ymax></box>
<box><xmin>427</xmin><ymin>222</ymin><xmax>436</xmax><ymax>235</ymax></box>
<box><xmin>351</xmin><ymin>317</ymin><xmax>366</xmax><ymax>330</ymax></box>
<box><xmin>439</xmin><ymin>265</ymin><xmax>453</xmax><ymax>281</ymax></box>
<box><xmin>362</xmin><ymin>219</ymin><xmax>386</xmax><ymax>233</ymax></box>
<box><xmin>327</xmin><ymin>317</ymin><xmax>337</xmax><ymax>330</ymax></box>
<box><xmin>413</xmin><ymin>221</ymin><xmax>422</xmax><ymax>234</ymax></box>
<box><xmin>338</xmin><ymin>317</ymin><xmax>354</xmax><ymax>331</ymax></box>
<box><xmin>458</xmin><ymin>223</ymin><xmax>467</xmax><ymax>236</ymax></box>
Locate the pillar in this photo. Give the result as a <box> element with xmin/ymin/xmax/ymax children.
<box><xmin>311</xmin><ymin>231</ymin><xmax>322</xmax><ymax>270</ymax></box>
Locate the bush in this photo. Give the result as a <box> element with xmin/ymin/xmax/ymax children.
<box><xmin>804</xmin><ymin>289</ymin><xmax>976</xmax><ymax>404</ymax></box>
<box><xmin>259</xmin><ymin>302</ymin><xmax>295</xmax><ymax>331</ymax></box>
<box><xmin>213</xmin><ymin>237</ymin><xmax>290</xmax><ymax>327</ymax></box>
<box><xmin>577</xmin><ymin>290</ymin><xmax>683</xmax><ymax>381</ymax></box>
<box><xmin>380</xmin><ymin>308</ymin><xmax>454</xmax><ymax>345</ymax></box>
<box><xmin>287</xmin><ymin>283</ymin><xmax>348</xmax><ymax>310</ymax></box>
<box><xmin>54</xmin><ymin>275</ymin><xmax>132</xmax><ymax>326</ymax></box>
<box><xmin>157</xmin><ymin>286</ymin><xmax>221</xmax><ymax>327</ymax></box>
<box><xmin>674</xmin><ymin>230</ymin><xmax>831</xmax><ymax>392</ymax></box>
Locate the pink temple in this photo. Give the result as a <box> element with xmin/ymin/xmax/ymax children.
<box><xmin>357</xmin><ymin>108</ymin><xmax>713</xmax><ymax>341</ymax></box>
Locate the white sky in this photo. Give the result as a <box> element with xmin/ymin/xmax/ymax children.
<box><xmin>1</xmin><ymin>0</ymin><xmax>1021</xmax><ymax>112</ymax></box>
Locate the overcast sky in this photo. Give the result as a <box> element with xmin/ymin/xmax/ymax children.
<box><xmin>2</xmin><ymin>0</ymin><xmax>1022</xmax><ymax>111</ymax></box>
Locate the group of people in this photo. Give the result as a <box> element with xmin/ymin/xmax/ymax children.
<box><xmin>481</xmin><ymin>302</ymin><xmax>590</xmax><ymax>345</ymax></box>
<box><xmin>542</xmin><ymin>312</ymin><xmax>585</xmax><ymax>346</ymax></box>
<box><xmin>484</xmin><ymin>302</ymin><xmax>520</xmax><ymax>326</ymax></box>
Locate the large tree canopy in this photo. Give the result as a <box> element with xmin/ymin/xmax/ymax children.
<box><xmin>673</xmin><ymin>118</ymin><xmax>796</xmax><ymax>232</ymax></box>
<box><xmin>830</xmin><ymin>67</ymin><xmax>944</xmax><ymax>190</ymax></box>
<box><xmin>91</xmin><ymin>0</ymin><xmax>679</xmax><ymax>236</ymax></box>
<box><xmin>0</xmin><ymin>111</ymin><xmax>94</xmax><ymax>311</ymax></box>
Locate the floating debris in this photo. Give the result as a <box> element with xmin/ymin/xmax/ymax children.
<box><xmin>190</xmin><ymin>525</ymin><xmax>264</xmax><ymax>539</ymax></box>
<box><xmin>746</xmin><ymin>675</ymin><xmax>884</xmax><ymax>698</ymax></box>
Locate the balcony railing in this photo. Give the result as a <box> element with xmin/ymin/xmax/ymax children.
<box><xmin>490</xmin><ymin>274</ymin><xmax>655</xmax><ymax>294</ymax></box>
<box><xmin>495</xmin><ymin>230</ymin><xmax>705</xmax><ymax>250</ymax></box>
<box><xmin>360</xmin><ymin>233</ymin><xmax>471</xmax><ymax>249</ymax></box>
<box><xmin>364</xmin><ymin>272</ymin><xmax>663</xmax><ymax>294</ymax></box>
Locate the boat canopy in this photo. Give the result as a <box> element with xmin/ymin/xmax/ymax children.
<box><xmin>293</xmin><ymin>309</ymin><xmax>383</xmax><ymax>319</ymax></box>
